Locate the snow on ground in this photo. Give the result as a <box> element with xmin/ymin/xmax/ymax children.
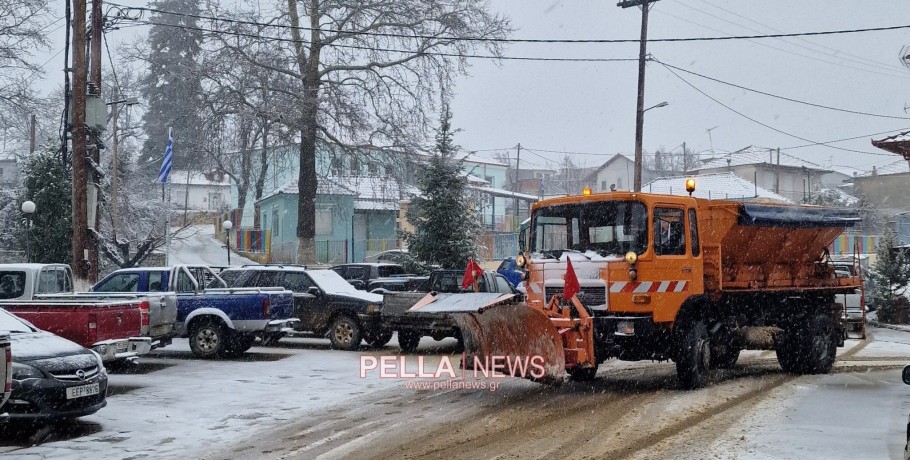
<box><xmin>168</xmin><ymin>225</ymin><xmax>256</xmax><ymax>266</ymax></box>
<box><xmin>0</xmin><ymin>336</ymin><xmax>443</xmax><ymax>459</ymax></box>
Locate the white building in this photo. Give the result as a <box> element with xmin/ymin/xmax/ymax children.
<box><xmin>167</xmin><ymin>170</ymin><xmax>232</xmax><ymax>212</ymax></box>
<box><xmin>586</xmin><ymin>154</ymin><xmax>642</xmax><ymax>192</ymax></box>
<box><xmin>644</xmin><ymin>172</ymin><xmax>791</xmax><ymax>203</ymax></box>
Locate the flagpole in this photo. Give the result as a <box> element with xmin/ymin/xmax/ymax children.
<box><xmin>161</xmin><ymin>126</ymin><xmax>174</xmax><ymax>266</ymax></box>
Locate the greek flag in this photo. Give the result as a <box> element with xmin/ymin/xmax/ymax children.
<box><xmin>157</xmin><ymin>128</ymin><xmax>174</xmax><ymax>183</ymax></box>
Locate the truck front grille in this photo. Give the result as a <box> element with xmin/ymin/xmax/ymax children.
<box><xmin>544</xmin><ymin>287</ymin><xmax>606</xmax><ymax>307</ymax></box>
<box><xmin>50</xmin><ymin>365</ymin><xmax>101</xmax><ymax>382</ymax></box>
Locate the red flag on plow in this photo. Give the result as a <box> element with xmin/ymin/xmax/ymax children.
<box><xmin>563</xmin><ymin>257</ymin><xmax>580</xmax><ymax>300</ymax></box>
<box><xmin>461</xmin><ymin>257</ymin><xmax>484</xmax><ymax>290</ymax></box>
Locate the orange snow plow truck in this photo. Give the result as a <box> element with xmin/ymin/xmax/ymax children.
<box><xmin>417</xmin><ymin>181</ymin><xmax>864</xmax><ymax>388</ymax></box>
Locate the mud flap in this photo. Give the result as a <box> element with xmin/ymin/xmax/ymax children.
<box><xmin>411</xmin><ymin>293</ymin><xmax>566</xmax><ymax>384</ymax></box>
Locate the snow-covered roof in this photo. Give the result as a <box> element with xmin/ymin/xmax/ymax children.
<box><xmin>467</xmin><ymin>185</ymin><xmax>539</xmax><ymax>201</ymax></box>
<box><xmin>856</xmin><ymin>159</ymin><xmax>910</xmax><ymax>177</ymax></box>
<box><xmin>168</xmin><ymin>171</ymin><xmax>231</xmax><ymax>186</ymax></box>
<box><xmin>333</xmin><ymin>176</ymin><xmax>419</xmax><ymax>201</ymax></box>
<box><xmin>694</xmin><ymin>146</ymin><xmax>830</xmax><ymax>173</ymax></box>
<box><xmin>644</xmin><ymin>172</ymin><xmax>792</xmax><ymax>202</ymax></box>
<box><xmin>257</xmin><ymin>177</ymin><xmax>357</xmax><ymax>203</ymax></box>
<box><xmin>463</xmin><ymin>173</ymin><xmax>491</xmax><ymax>185</ymax></box>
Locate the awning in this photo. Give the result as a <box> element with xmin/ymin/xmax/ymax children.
<box><xmin>872</xmin><ymin>130</ymin><xmax>910</xmax><ymax>160</ymax></box>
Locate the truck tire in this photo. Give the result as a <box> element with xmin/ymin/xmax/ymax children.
<box><xmin>366</xmin><ymin>331</ymin><xmax>393</xmax><ymax>348</ymax></box>
<box><xmin>675</xmin><ymin>320</ymin><xmax>711</xmax><ymax>389</ymax></box>
<box><xmin>189</xmin><ymin>318</ymin><xmax>229</xmax><ymax>359</ymax></box>
<box><xmin>328</xmin><ymin>315</ymin><xmax>362</xmax><ymax>351</ymax></box>
<box><xmin>567</xmin><ymin>365</ymin><xmax>598</xmax><ymax>381</ymax></box>
<box><xmin>710</xmin><ymin>342</ymin><xmax>740</xmax><ymax>369</ymax></box>
<box><xmin>398</xmin><ymin>331</ymin><xmax>421</xmax><ymax>353</ymax></box>
<box><xmin>777</xmin><ymin>314</ymin><xmax>836</xmax><ymax>374</ymax></box>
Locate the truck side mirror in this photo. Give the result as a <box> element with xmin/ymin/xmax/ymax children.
<box><xmin>903</xmin><ymin>365</ymin><xmax>910</xmax><ymax>385</ymax></box>
<box><xmin>307</xmin><ymin>286</ymin><xmax>321</xmax><ymax>297</ymax></box>
<box><xmin>518</xmin><ymin>228</ymin><xmax>527</xmax><ymax>252</ymax></box>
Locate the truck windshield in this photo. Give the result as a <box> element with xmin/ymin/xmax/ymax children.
<box><xmin>530</xmin><ymin>200</ymin><xmax>648</xmax><ymax>258</ymax></box>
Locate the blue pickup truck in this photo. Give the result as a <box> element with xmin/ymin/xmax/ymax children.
<box><xmin>92</xmin><ymin>265</ymin><xmax>298</xmax><ymax>359</ymax></box>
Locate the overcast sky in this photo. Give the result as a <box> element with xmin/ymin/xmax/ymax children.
<box><xmin>33</xmin><ymin>0</ymin><xmax>910</xmax><ymax>175</ymax></box>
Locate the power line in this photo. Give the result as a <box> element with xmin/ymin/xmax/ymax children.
<box><xmin>658</xmin><ymin>61</ymin><xmax>897</xmax><ymax>157</ymax></box>
<box><xmin>780</xmin><ymin>128</ymin><xmax>910</xmax><ymax>151</ymax></box>
<box><xmin>107</xmin><ymin>3</ymin><xmax>910</xmax><ymax>44</ymax></box>
<box><xmin>120</xmin><ymin>18</ymin><xmax>640</xmax><ymax>63</ymax></box>
<box><xmin>655</xmin><ymin>60</ymin><xmax>910</xmax><ymax>120</ymax></box>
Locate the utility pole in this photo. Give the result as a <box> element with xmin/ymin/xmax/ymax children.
<box><xmin>71</xmin><ymin>0</ymin><xmax>89</xmax><ymax>285</ymax></box>
<box><xmin>775</xmin><ymin>147</ymin><xmax>780</xmax><ymax>194</ymax></box>
<box><xmin>111</xmin><ymin>90</ymin><xmax>120</xmax><ymax>234</ymax></box>
<box><xmin>619</xmin><ymin>0</ymin><xmax>657</xmax><ymax>192</ymax></box>
<box><xmin>513</xmin><ymin>143</ymin><xmax>521</xmax><ymax>230</ymax></box>
<box><xmin>681</xmin><ymin>141</ymin><xmax>687</xmax><ymax>171</ymax></box>
<box><xmin>87</xmin><ymin>0</ymin><xmax>103</xmax><ymax>282</ymax></box>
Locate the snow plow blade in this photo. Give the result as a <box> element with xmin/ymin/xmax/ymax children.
<box><xmin>410</xmin><ymin>293</ymin><xmax>565</xmax><ymax>384</ymax></box>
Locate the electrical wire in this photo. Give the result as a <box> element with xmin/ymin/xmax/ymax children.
<box><xmin>654</xmin><ymin>60</ymin><xmax>910</xmax><ymax>120</ymax></box>
<box><xmin>106</xmin><ymin>2</ymin><xmax>910</xmax><ymax>44</ymax></box>
<box><xmin>659</xmin><ymin>62</ymin><xmax>898</xmax><ymax>156</ymax></box>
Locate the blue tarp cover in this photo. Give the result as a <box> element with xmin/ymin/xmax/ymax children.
<box><xmin>738</xmin><ymin>204</ymin><xmax>859</xmax><ymax>228</ymax></box>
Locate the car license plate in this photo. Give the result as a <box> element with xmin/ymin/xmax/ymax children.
<box><xmin>66</xmin><ymin>383</ymin><xmax>100</xmax><ymax>400</ymax></box>
<box><xmin>116</xmin><ymin>342</ymin><xmax>128</xmax><ymax>352</ymax></box>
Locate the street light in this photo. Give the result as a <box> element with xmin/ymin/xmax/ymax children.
<box><xmin>644</xmin><ymin>101</ymin><xmax>669</xmax><ymax>112</ymax></box>
<box><xmin>222</xmin><ymin>220</ymin><xmax>233</xmax><ymax>265</ymax></box>
<box><xmin>21</xmin><ymin>201</ymin><xmax>35</xmax><ymax>263</ymax></box>
<box><xmin>634</xmin><ymin>101</ymin><xmax>669</xmax><ymax>191</ymax></box>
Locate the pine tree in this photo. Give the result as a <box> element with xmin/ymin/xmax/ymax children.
<box><xmin>871</xmin><ymin>227</ymin><xmax>910</xmax><ymax>323</ymax></box>
<box><xmin>403</xmin><ymin>106</ymin><xmax>480</xmax><ymax>269</ymax></box>
<box><xmin>21</xmin><ymin>146</ymin><xmax>72</xmax><ymax>264</ymax></box>
<box><xmin>138</xmin><ymin>0</ymin><xmax>205</xmax><ymax>171</ymax></box>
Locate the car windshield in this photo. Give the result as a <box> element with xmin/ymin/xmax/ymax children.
<box><xmin>0</xmin><ymin>308</ymin><xmax>33</xmax><ymax>333</ymax></box>
<box><xmin>0</xmin><ymin>271</ymin><xmax>26</xmax><ymax>299</ymax></box>
<box><xmin>530</xmin><ymin>200</ymin><xmax>648</xmax><ymax>258</ymax></box>
<box><xmin>217</xmin><ymin>270</ymin><xmax>245</xmax><ymax>288</ymax></box>
<box><xmin>377</xmin><ymin>265</ymin><xmax>405</xmax><ymax>277</ymax></box>
<box><xmin>307</xmin><ymin>270</ymin><xmax>361</xmax><ymax>294</ymax></box>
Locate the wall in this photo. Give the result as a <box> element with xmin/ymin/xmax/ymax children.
<box><xmin>0</xmin><ymin>159</ymin><xmax>17</xmax><ymax>186</ymax></box>
<box><xmin>592</xmin><ymin>157</ymin><xmax>636</xmax><ymax>192</ymax></box>
<box><xmin>855</xmin><ymin>173</ymin><xmax>910</xmax><ymax>214</ymax></box>
<box><xmin>259</xmin><ymin>192</ymin><xmax>354</xmax><ymax>263</ymax></box>
<box><xmin>169</xmin><ymin>183</ymin><xmax>230</xmax><ymax>211</ymax></box>
<box><xmin>698</xmin><ymin>164</ymin><xmax>826</xmax><ymax>203</ymax></box>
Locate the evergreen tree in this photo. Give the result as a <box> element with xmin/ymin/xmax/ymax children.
<box><xmin>21</xmin><ymin>146</ymin><xmax>72</xmax><ymax>264</ymax></box>
<box><xmin>871</xmin><ymin>227</ymin><xmax>910</xmax><ymax>323</ymax></box>
<box><xmin>403</xmin><ymin>106</ymin><xmax>480</xmax><ymax>269</ymax></box>
<box><xmin>138</xmin><ymin>0</ymin><xmax>205</xmax><ymax>171</ymax></box>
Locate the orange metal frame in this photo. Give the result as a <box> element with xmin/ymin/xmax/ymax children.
<box><xmin>539</xmin><ymin>294</ymin><xmax>596</xmax><ymax>370</ymax></box>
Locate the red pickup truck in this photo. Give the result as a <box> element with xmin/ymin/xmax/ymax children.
<box><xmin>0</xmin><ymin>264</ymin><xmax>151</xmax><ymax>363</ymax></box>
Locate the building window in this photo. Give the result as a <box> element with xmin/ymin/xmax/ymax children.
<box><xmin>350</xmin><ymin>157</ymin><xmax>360</xmax><ymax>175</ymax></box>
<box><xmin>271</xmin><ymin>207</ymin><xmax>280</xmax><ymax>237</ymax></box>
<box><xmin>601</xmin><ymin>180</ymin><xmax>606</xmax><ymax>191</ymax></box>
<box><xmin>369</xmin><ymin>162</ymin><xmax>378</xmax><ymax>176</ymax></box>
<box><xmin>316</xmin><ymin>207</ymin><xmax>333</xmax><ymax>236</ymax></box>
<box><xmin>617</xmin><ymin>177</ymin><xmax>623</xmax><ymax>189</ymax></box>
<box><xmin>331</xmin><ymin>158</ymin><xmax>343</xmax><ymax>176</ymax></box>
<box><xmin>485</xmin><ymin>176</ymin><xmax>495</xmax><ymax>187</ymax></box>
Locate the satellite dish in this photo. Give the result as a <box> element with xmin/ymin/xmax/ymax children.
<box><xmin>901</xmin><ymin>45</ymin><xmax>910</xmax><ymax>69</ymax></box>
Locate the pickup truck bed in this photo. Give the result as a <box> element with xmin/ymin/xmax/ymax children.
<box><xmin>0</xmin><ymin>300</ymin><xmax>151</xmax><ymax>362</ymax></box>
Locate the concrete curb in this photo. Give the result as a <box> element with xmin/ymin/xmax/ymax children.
<box><xmin>868</xmin><ymin>320</ymin><xmax>910</xmax><ymax>333</ymax></box>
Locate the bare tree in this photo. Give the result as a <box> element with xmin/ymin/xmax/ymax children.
<box><xmin>199</xmin><ymin>0</ymin><xmax>511</xmax><ymax>262</ymax></box>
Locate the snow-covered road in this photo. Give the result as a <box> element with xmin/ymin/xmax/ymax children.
<box><xmin>168</xmin><ymin>224</ymin><xmax>256</xmax><ymax>266</ymax></box>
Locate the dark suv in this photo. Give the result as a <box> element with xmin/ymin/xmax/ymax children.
<box><xmin>219</xmin><ymin>265</ymin><xmax>387</xmax><ymax>350</ymax></box>
<box><xmin>331</xmin><ymin>263</ymin><xmax>407</xmax><ymax>290</ymax></box>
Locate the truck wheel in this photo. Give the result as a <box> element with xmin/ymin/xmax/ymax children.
<box><xmin>398</xmin><ymin>331</ymin><xmax>421</xmax><ymax>353</ymax></box>
<box><xmin>367</xmin><ymin>331</ymin><xmax>393</xmax><ymax>348</ymax></box>
<box><xmin>675</xmin><ymin>320</ymin><xmax>711</xmax><ymax>389</ymax></box>
<box><xmin>777</xmin><ymin>314</ymin><xmax>836</xmax><ymax>374</ymax></box>
<box><xmin>189</xmin><ymin>319</ymin><xmax>228</xmax><ymax>359</ymax></box>
<box><xmin>710</xmin><ymin>342</ymin><xmax>740</xmax><ymax>369</ymax></box>
<box><xmin>329</xmin><ymin>315</ymin><xmax>362</xmax><ymax>351</ymax></box>
<box><xmin>567</xmin><ymin>365</ymin><xmax>598</xmax><ymax>381</ymax></box>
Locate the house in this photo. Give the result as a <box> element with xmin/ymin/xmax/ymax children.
<box><xmin>255</xmin><ymin>177</ymin><xmax>357</xmax><ymax>264</ymax></box>
<box><xmin>643</xmin><ymin>172</ymin><xmax>791</xmax><ymax>202</ymax></box>
<box><xmin>585</xmin><ymin>154</ymin><xmax>642</xmax><ymax>192</ymax></box>
<box><xmin>167</xmin><ymin>170</ymin><xmax>231</xmax><ymax>212</ymax></box>
<box><xmin>0</xmin><ymin>152</ymin><xmax>18</xmax><ymax>187</ymax></box>
<box><xmin>852</xmin><ymin>159</ymin><xmax>910</xmax><ymax>216</ymax></box>
<box><xmin>690</xmin><ymin>146</ymin><xmax>830</xmax><ymax>204</ymax></box>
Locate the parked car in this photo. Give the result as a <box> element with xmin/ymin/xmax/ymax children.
<box><xmin>495</xmin><ymin>257</ymin><xmax>525</xmax><ymax>288</ymax></box>
<box><xmin>362</xmin><ymin>250</ymin><xmax>431</xmax><ymax>275</ymax></box>
<box><xmin>0</xmin><ymin>332</ymin><xmax>9</xmax><ymax>418</ymax></box>
<box><xmin>367</xmin><ymin>275</ymin><xmax>430</xmax><ymax>293</ymax></box>
<box><xmin>0</xmin><ymin>308</ymin><xmax>107</xmax><ymax>421</ymax></box>
<box><xmin>331</xmin><ymin>263</ymin><xmax>406</xmax><ymax>289</ymax></box>
<box><xmin>93</xmin><ymin>265</ymin><xmax>298</xmax><ymax>359</ymax></box>
<box><xmin>0</xmin><ymin>264</ymin><xmax>153</xmax><ymax>363</ymax></box>
<box><xmin>220</xmin><ymin>266</ymin><xmax>386</xmax><ymax>350</ymax></box>
<box><xmin>382</xmin><ymin>269</ymin><xmax>521</xmax><ymax>352</ymax></box>
<box><xmin>903</xmin><ymin>365</ymin><xmax>910</xmax><ymax>460</ymax></box>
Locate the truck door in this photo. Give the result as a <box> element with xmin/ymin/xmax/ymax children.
<box><xmin>648</xmin><ymin>206</ymin><xmax>695</xmax><ymax>323</ymax></box>
<box><xmin>280</xmin><ymin>271</ymin><xmax>323</xmax><ymax>331</ymax></box>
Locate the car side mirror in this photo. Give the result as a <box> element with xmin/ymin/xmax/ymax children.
<box><xmin>307</xmin><ymin>286</ymin><xmax>321</xmax><ymax>296</ymax></box>
<box><xmin>350</xmin><ymin>280</ymin><xmax>365</xmax><ymax>289</ymax></box>
<box><xmin>903</xmin><ymin>365</ymin><xmax>910</xmax><ymax>385</ymax></box>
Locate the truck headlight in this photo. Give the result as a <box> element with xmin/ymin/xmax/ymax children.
<box><xmin>12</xmin><ymin>362</ymin><xmax>43</xmax><ymax>380</ymax></box>
<box><xmin>366</xmin><ymin>304</ymin><xmax>381</xmax><ymax>314</ymax></box>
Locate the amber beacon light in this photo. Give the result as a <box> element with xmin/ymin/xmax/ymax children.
<box><xmin>685</xmin><ymin>178</ymin><xmax>696</xmax><ymax>196</ymax></box>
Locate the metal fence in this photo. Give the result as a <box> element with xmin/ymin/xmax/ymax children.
<box><xmin>476</xmin><ymin>233</ymin><xmax>518</xmax><ymax>261</ymax></box>
<box><xmin>353</xmin><ymin>239</ymin><xmax>400</xmax><ymax>262</ymax></box>
<box><xmin>269</xmin><ymin>240</ymin><xmax>348</xmax><ymax>265</ymax></box>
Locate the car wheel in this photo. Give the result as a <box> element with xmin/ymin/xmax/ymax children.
<box><xmin>329</xmin><ymin>315</ymin><xmax>362</xmax><ymax>351</ymax></box>
<box><xmin>189</xmin><ymin>318</ymin><xmax>228</xmax><ymax>359</ymax></box>
<box><xmin>398</xmin><ymin>331</ymin><xmax>421</xmax><ymax>353</ymax></box>
<box><xmin>675</xmin><ymin>320</ymin><xmax>711</xmax><ymax>389</ymax></box>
